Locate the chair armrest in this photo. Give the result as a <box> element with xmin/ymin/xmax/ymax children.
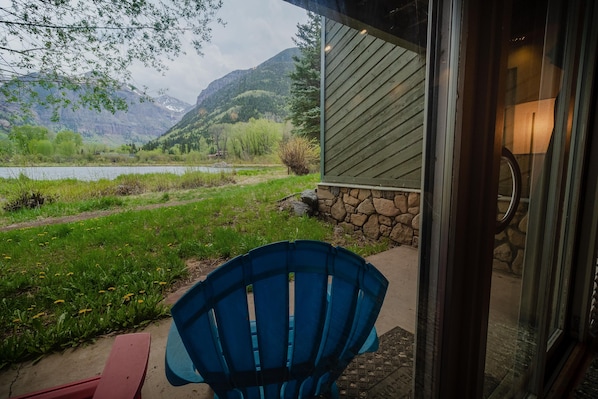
<box><xmin>9</xmin><ymin>377</ymin><xmax>100</xmax><ymax>399</ymax></box>
<box><xmin>9</xmin><ymin>334</ymin><xmax>150</xmax><ymax>399</ymax></box>
<box><xmin>92</xmin><ymin>333</ymin><xmax>151</xmax><ymax>399</ymax></box>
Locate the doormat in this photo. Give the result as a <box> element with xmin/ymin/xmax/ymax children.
<box><xmin>336</xmin><ymin>326</ymin><xmax>414</xmax><ymax>398</ymax></box>
<box><xmin>574</xmin><ymin>355</ymin><xmax>598</xmax><ymax>398</ymax></box>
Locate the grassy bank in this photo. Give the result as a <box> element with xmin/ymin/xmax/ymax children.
<box><xmin>0</xmin><ymin>167</ymin><xmax>282</xmax><ymax>225</ymax></box>
<box><xmin>0</xmin><ymin>172</ymin><xmax>389</xmax><ymax>367</ymax></box>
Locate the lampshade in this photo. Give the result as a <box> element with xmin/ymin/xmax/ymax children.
<box><xmin>508</xmin><ymin>98</ymin><xmax>556</xmax><ymax>154</ymax></box>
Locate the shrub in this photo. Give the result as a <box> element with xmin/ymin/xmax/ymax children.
<box><xmin>278</xmin><ymin>136</ymin><xmax>320</xmax><ymax>175</ymax></box>
<box><xmin>113</xmin><ymin>176</ymin><xmax>144</xmax><ymax>196</ymax></box>
<box><xmin>3</xmin><ymin>190</ymin><xmax>55</xmax><ymax>212</ymax></box>
<box><xmin>2</xmin><ymin>173</ymin><xmax>57</xmax><ymax>212</ymax></box>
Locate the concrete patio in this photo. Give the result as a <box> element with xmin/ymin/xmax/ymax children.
<box><xmin>0</xmin><ymin>245</ymin><xmax>417</xmax><ymax>398</ymax></box>
<box><xmin>0</xmin><ymin>244</ymin><xmax>534</xmax><ymax>398</ymax></box>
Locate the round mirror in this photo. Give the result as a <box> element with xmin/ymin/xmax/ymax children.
<box><xmin>496</xmin><ymin>147</ymin><xmax>522</xmax><ymax>233</ymax></box>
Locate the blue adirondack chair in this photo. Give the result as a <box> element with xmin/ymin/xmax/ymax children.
<box><xmin>165</xmin><ymin>240</ymin><xmax>388</xmax><ymax>399</ymax></box>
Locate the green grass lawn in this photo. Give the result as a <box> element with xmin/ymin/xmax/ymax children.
<box><xmin>0</xmin><ymin>172</ymin><xmax>389</xmax><ymax>367</ymax></box>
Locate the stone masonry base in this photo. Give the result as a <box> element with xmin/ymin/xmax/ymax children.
<box><xmin>317</xmin><ymin>184</ymin><xmax>527</xmax><ymax>277</ymax></box>
<box><xmin>317</xmin><ymin>184</ymin><xmax>420</xmax><ymax>248</ymax></box>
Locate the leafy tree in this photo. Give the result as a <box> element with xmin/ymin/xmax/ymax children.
<box><xmin>0</xmin><ymin>137</ymin><xmax>13</xmax><ymax>160</ymax></box>
<box><xmin>8</xmin><ymin>125</ymin><xmax>50</xmax><ymax>154</ymax></box>
<box><xmin>228</xmin><ymin>119</ymin><xmax>282</xmax><ymax>160</ymax></box>
<box><xmin>55</xmin><ymin>140</ymin><xmax>77</xmax><ymax>158</ymax></box>
<box><xmin>0</xmin><ymin>0</ymin><xmax>223</xmax><ymax>117</ymax></box>
<box><xmin>198</xmin><ymin>136</ymin><xmax>209</xmax><ymax>156</ymax></box>
<box><xmin>288</xmin><ymin>13</ymin><xmax>321</xmax><ymax>141</ymax></box>
<box><xmin>55</xmin><ymin>130</ymin><xmax>83</xmax><ymax>147</ymax></box>
<box><xmin>208</xmin><ymin>123</ymin><xmax>231</xmax><ymax>157</ymax></box>
<box><xmin>54</xmin><ymin>130</ymin><xmax>82</xmax><ymax>158</ymax></box>
<box><xmin>30</xmin><ymin>139</ymin><xmax>54</xmax><ymax>157</ymax></box>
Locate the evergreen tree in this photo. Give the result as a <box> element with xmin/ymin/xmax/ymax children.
<box><xmin>288</xmin><ymin>13</ymin><xmax>321</xmax><ymax>142</ymax></box>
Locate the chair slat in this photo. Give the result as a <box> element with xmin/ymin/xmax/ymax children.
<box><xmin>291</xmin><ymin>272</ymin><xmax>328</xmax><ymax>369</ymax></box>
<box><xmin>253</xmin><ymin>275</ymin><xmax>290</xmax><ymax>374</ymax></box>
<box><xmin>214</xmin><ymin>289</ymin><xmax>255</xmax><ymax>377</ymax></box>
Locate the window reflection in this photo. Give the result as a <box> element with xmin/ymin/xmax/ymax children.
<box><xmin>486</xmin><ymin>0</ymin><xmax>576</xmax><ymax>396</ymax></box>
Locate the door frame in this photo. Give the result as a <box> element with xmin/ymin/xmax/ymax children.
<box><xmin>416</xmin><ymin>0</ymin><xmax>598</xmax><ymax>397</ymax></box>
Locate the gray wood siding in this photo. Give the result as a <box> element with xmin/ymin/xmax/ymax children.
<box><xmin>322</xmin><ymin>19</ymin><xmax>425</xmax><ymax>189</ymax></box>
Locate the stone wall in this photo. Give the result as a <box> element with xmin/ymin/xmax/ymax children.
<box><xmin>318</xmin><ymin>184</ymin><xmax>529</xmax><ymax>277</ymax></box>
<box><xmin>493</xmin><ymin>201</ymin><xmax>529</xmax><ymax>276</ymax></box>
<box><xmin>317</xmin><ymin>185</ymin><xmax>420</xmax><ymax>247</ymax></box>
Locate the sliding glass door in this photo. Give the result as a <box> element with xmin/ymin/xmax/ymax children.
<box><xmin>483</xmin><ymin>0</ymin><xmax>598</xmax><ymax>396</ymax></box>
<box><xmin>417</xmin><ymin>0</ymin><xmax>598</xmax><ymax>397</ymax></box>
<box><xmin>282</xmin><ymin>0</ymin><xmax>598</xmax><ymax>397</ymax></box>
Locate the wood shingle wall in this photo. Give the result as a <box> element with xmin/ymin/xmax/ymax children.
<box><xmin>322</xmin><ymin>19</ymin><xmax>426</xmax><ymax>189</ymax></box>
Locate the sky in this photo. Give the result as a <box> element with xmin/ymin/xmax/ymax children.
<box><xmin>130</xmin><ymin>0</ymin><xmax>310</xmax><ymax>105</ymax></box>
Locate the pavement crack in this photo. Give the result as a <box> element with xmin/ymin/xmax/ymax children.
<box><xmin>9</xmin><ymin>363</ymin><xmax>21</xmax><ymax>397</ymax></box>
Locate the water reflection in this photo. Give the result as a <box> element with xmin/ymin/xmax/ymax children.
<box><xmin>0</xmin><ymin>166</ymin><xmax>233</xmax><ymax>181</ymax></box>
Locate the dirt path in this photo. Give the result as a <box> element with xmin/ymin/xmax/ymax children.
<box><xmin>0</xmin><ymin>199</ymin><xmax>206</xmax><ymax>232</ymax></box>
<box><xmin>0</xmin><ymin>169</ymin><xmax>294</xmax><ymax>232</ymax></box>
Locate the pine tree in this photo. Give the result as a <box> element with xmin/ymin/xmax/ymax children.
<box><xmin>288</xmin><ymin>13</ymin><xmax>321</xmax><ymax>142</ymax></box>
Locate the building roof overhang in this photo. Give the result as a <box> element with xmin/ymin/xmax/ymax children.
<box><xmin>283</xmin><ymin>0</ymin><xmax>428</xmax><ymax>53</ymax></box>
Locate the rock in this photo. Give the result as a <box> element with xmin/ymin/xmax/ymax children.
<box><xmin>339</xmin><ymin>222</ymin><xmax>355</xmax><ymax>233</ymax></box>
<box><xmin>518</xmin><ymin>213</ymin><xmax>528</xmax><ymax>233</ymax></box>
<box><xmin>396</xmin><ymin>213</ymin><xmax>414</xmax><ymax>225</ymax></box>
<box><xmin>363</xmin><ymin>215</ymin><xmax>380</xmax><ymax>239</ymax></box>
<box><xmin>380</xmin><ymin>225</ymin><xmax>392</xmax><ymax>237</ymax></box>
<box><xmin>512</xmin><ymin>250</ymin><xmax>524</xmax><ymax>275</ymax></box>
<box><xmin>408</xmin><ymin>192</ymin><xmax>419</xmax><ymax>207</ymax></box>
<box><xmin>330</xmin><ymin>198</ymin><xmax>347</xmax><ymax>221</ymax></box>
<box><xmin>390</xmin><ymin>223</ymin><xmax>414</xmax><ymax>245</ymax></box>
<box><xmin>350</xmin><ymin>213</ymin><xmax>368</xmax><ymax>227</ymax></box>
<box><xmin>412</xmin><ymin>235</ymin><xmax>419</xmax><ymax>248</ymax></box>
<box><xmin>412</xmin><ymin>214</ymin><xmax>420</xmax><ymax>229</ymax></box>
<box><xmin>507</xmin><ymin>228</ymin><xmax>526</xmax><ymax>248</ymax></box>
<box><xmin>300</xmin><ymin>189</ymin><xmax>318</xmax><ymax>208</ymax></box>
<box><xmin>494</xmin><ymin>243</ymin><xmax>512</xmax><ymax>262</ymax></box>
<box><xmin>357</xmin><ymin>189</ymin><xmax>371</xmax><ymax>201</ymax></box>
<box><xmin>373</xmin><ymin>198</ymin><xmax>400</xmax><ymax>217</ymax></box>
<box><xmin>316</xmin><ymin>187</ymin><xmax>335</xmax><ymax>200</ymax></box>
<box><xmin>379</xmin><ymin>215</ymin><xmax>393</xmax><ymax>226</ymax></box>
<box><xmin>394</xmin><ymin>195</ymin><xmax>408</xmax><ymax>213</ymax></box>
<box><xmin>343</xmin><ymin>193</ymin><xmax>361</xmax><ymax>207</ymax></box>
<box><xmin>357</xmin><ymin>198</ymin><xmax>376</xmax><ymax>215</ymax></box>
<box><xmin>319</xmin><ymin>203</ymin><xmax>331</xmax><ymax>213</ymax></box>
<box><xmin>292</xmin><ymin>201</ymin><xmax>312</xmax><ymax>216</ymax></box>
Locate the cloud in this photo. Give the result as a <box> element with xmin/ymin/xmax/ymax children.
<box><xmin>130</xmin><ymin>0</ymin><xmax>309</xmax><ymax>104</ymax></box>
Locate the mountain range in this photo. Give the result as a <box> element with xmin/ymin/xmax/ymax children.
<box><xmin>0</xmin><ymin>77</ymin><xmax>193</xmax><ymax>146</ymax></box>
<box><xmin>143</xmin><ymin>47</ymin><xmax>300</xmax><ymax>151</ymax></box>
<box><xmin>0</xmin><ymin>47</ymin><xmax>299</xmax><ymax>148</ymax></box>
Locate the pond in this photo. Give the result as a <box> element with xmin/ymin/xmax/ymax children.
<box><xmin>0</xmin><ymin>165</ymin><xmax>232</xmax><ymax>181</ymax></box>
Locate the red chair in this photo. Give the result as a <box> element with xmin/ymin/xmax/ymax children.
<box><xmin>10</xmin><ymin>333</ymin><xmax>151</xmax><ymax>399</ymax></box>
